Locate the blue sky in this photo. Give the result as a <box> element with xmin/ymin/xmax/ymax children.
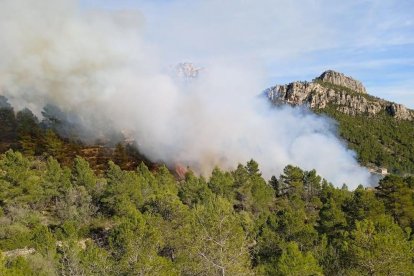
<box><xmin>80</xmin><ymin>0</ymin><xmax>414</xmax><ymax>108</ymax></box>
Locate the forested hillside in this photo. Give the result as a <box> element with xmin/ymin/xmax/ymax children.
<box><xmin>0</xmin><ymin>96</ymin><xmax>150</xmax><ymax>173</ymax></box>
<box><xmin>1</xmin><ymin>94</ymin><xmax>414</xmax><ymax>275</ymax></box>
<box><xmin>0</xmin><ymin>150</ymin><xmax>413</xmax><ymax>275</ymax></box>
<box><xmin>1</xmin><ymin>0</ymin><xmax>413</xmax><ymax>274</ymax></box>
<box><xmin>319</xmin><ymin>106</ymin><xmax>414</xmax><ymax>174</ymax></box>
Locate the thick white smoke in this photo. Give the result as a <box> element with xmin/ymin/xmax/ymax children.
<box><xmin>0</xmin><ymin>0</ymin><xmax>372</xmax><ymax>188</ymax></box>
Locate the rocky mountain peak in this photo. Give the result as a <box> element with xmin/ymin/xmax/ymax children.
<box><xmin>266</xmin><ymin>71</ymin><xmax>413</xmax><ymax>120</ymax></box>
<box><xmin>316</xmin><ymin>70</ymin><xmax>367</xmax><ymax>94</ymax></box>
<box><xmin>174</xmin><ymin>62</ymin><xmax>202</xmax><ymax>79</ymax></box>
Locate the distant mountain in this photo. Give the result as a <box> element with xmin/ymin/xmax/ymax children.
<box><xmin>266</xmin><ymin>71</ymin><xmax>414</xmax><ymax>175</ymax></box>
<box><xmin>266</xmin><ymin>70</ymin><xmax>413</xmax><ymax>120</ymax></box>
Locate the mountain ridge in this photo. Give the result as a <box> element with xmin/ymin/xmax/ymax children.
<box><xmin>266</xmin><ymin>71</ymin><xmax>414</xmax><ymax>175</ymax></box>
<box><xmin>266</xmin><ymin>70</ymin><xmax>413</xmax><ymax>120</ymax></box>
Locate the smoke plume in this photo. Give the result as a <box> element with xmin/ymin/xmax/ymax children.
<box><xmin>0</xmin><ymin>0</ymin><xmax>373</xmax><ymax>188</ymax></box>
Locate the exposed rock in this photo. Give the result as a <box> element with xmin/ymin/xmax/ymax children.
<box><xmin>316</xmin><ymin>70</ymin><xmax>367</xmax><ymax>94</ymax></box>
<box><xmin>4</xmin><ymin>247</ymin><xmax>36</xmax><ymax>257</ymax></box>
<box><xmin>175</xmin><ymin>62</ymin><xmax>202</xmax><ymax>79</ymax></box>
<box><xmin>386</xmin><ymin>104</ymin><xmax>413</xmax><ymax>120</ymax></box>
<box><xmin>266</xmin><ymin>71</ymin><xmax>413</xmax><ymax>120</ymax></box>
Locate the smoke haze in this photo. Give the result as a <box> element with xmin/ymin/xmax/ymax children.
<box><xmin>0</xmin><ymin>0</ymin><xmax>373</xmax><ymax>188</ymax></box>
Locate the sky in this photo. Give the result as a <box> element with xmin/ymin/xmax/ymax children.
<box><xmin>79</xmin><ymin>0</ymin><xmax>414</xmax><ymax>108</ymax></box>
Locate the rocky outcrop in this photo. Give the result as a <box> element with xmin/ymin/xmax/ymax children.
<box><xmin>266</xmin><ymin>70</ymin><xmax>413</xmax><ymax>120</ymax></box>
<box><xmin>386</xmin><ymin>104</ymin><xmax>413</xmax><ymax>120</ymax></box>
<box><xmin>316</xmin><ymin>70</ymin><xmax>367</xmax><ymax>94</ymax></box>
<box><xmin>175</xmin><ymin>62</ymin><xmax>202</xmax><ymax>79</ymax></box>
<box><xmin>3</xmin><ymin>247</ymin><xmax>36</xmax><ymax>257</ymax></box>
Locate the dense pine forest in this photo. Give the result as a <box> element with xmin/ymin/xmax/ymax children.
<box><xmin>324</xmin><ymin>107</ymin><xmax>414</xmax><ymax>174</ymax></box>
<box><xmin>1</xmin><ymin>150</ymin><xmax>414</xmax><ymax>275</ymax></box>
<box><xmin>1</xmin><ymin>96</ymin><xmax>414</xmax><ymax>275</ymax></box>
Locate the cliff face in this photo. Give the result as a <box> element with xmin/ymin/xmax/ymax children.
<box><xmin>317</xmin><ymin>70</ymin><xmax>367</xmax><ymax>94</ymax></box>
<box><xmin>266</xmin><ymin>70</ymin><xmax>413</xmax><ymax>120</ymax></box>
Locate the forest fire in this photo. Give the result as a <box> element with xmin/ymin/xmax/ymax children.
<box><xmin>175</xmin><ymin>163</ymin><xmax>188</xmax><ymax>179</ymax></box>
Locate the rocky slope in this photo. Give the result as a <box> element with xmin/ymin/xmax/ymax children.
<box><xmin>266</xmin><ymin>70</ymin><xmax>413</xmax><ymax>120</ymax></box>
<box><xmin>265</xmin><ymin>70</ymin><xmax>414</xmax><ymax>175</ymax></box>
